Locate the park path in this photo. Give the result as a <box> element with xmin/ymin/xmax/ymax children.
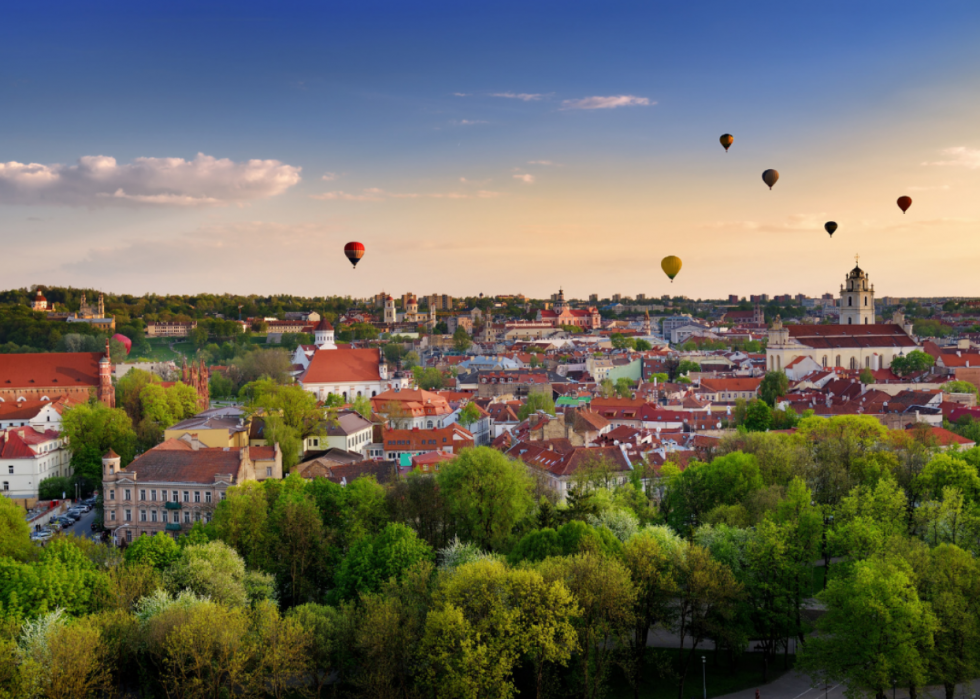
<box><xmin>714</xmin><ymin>671</ymin><xmax>980</xmax><ymax>699</ymax></box>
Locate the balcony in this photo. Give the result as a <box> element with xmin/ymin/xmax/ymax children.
<box><xmin>165</xmin><ymin>501</ymin><xmax>182</xmax><ymax>510</ymax></box>
<box><xmin>165</xmin><ymin>522</ymin><xmax>182</xmax><ymax>531</ymax></box>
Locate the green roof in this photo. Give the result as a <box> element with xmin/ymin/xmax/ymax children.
<box><xmin>555</xmin><ymin>396</ymin><xmax>592</xmax><ymax>407</ymax></box>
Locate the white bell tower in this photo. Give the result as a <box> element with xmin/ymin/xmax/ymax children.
<box><xmin>839</xmin><ymin>255</ymin><xmax>875</xmax><ymax>326</ymax></box>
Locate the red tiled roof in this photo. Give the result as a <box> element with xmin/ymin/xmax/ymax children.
<box><xmin>250</xmin><ymin>446</ymin><xmax>276</xmax><ymax>459</ymax></box>
<box><xmin>301</xmin><ymin>348</ymin><xmax>382</xmax><ymax>384</ymax></box>
<box><xmin>124</xmin><ymin>445</ymin><xmax>243</xmax><ymax>483</ymax></box>
<box><xmin>0</xmin><ymin>398</ymin><xmax>69</xmax><ymax>420</ymax></box>
<box><xmin>787</xmin><ymin>324</ymin><xmax>917</xmax><ymax>349</ymax></box>
<box><xmin>0</xmin><ymin>352</ymin><xmax>103</xmax><ymax>389</ymax></box>
<box><xmin>383</xmin><ymin>425</ymin><xmax>474</xmax><ymax>452</ymax></box>
<box><xmin>699</xmin><ymin>377</ymin><xmax>762</xmax><ymax>393</ymax></box>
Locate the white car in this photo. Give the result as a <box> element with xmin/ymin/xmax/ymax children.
<box><xmin>31</xmin><ymin>530</ymin><xmax>54</xmax><ymax>541</ymax></box>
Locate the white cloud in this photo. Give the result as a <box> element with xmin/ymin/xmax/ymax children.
<box><xmin>560</xmin><ymin>95</ymin><xmax>653</xmax><ymax>110</ymax></box>
<box><xmin>312</xmin><ymin>187</ymin><xmax>502</xmax><ymax>201</ymax></box>
<box><xmin>453</xmin><ymin>92</ymin><xmax>471</xmax><ymax>97</ymax></box>
<box><xmin>922</xmin><ymin>147</ymin><xmax>980</xmax><ymax>169</ymax></box>
<box><xmin>513</xmin><ymin>173</ymin><xmax>535</xmax><ymax>184</ymax></box>
<box><xmin>0</xmin><ymin>153</ymin><xmax>302</xmax><ymax>207</ymax></box>
<box><xmin>527</xmin><ymin>160</ymin><xmax>560</xmax><ymax>166</ymax></box>
<box><xmin>321</xmin><ymin>172</ymin><xmax>339</xmax><ymax>181</ymax></box>
<box><xmin>451</xmin><ymin>119</ymin><xmax>488</xmax><ymax>126</ymax></box>
<box><xmin>491</xmin><ymin>92</ymin><xmax>543</xmax><ymax>101</ymax></box>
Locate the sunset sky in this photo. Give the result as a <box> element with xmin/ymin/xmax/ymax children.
<box><xmin>2</xmin><ymin>1</ymin><xmax>980</xmax><ymax>300</ymax></box>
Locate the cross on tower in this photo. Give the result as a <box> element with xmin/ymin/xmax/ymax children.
<box><xmin>855</xmin><ymin>254</ymin><xmax>860</xmax><ymax>266</ymax></box>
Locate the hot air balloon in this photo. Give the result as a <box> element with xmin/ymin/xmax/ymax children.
<box><xmin>344</xmin><ymin>242</ymin><xmax>365</xmax><ymax>269</ymax></box>
<box><xmin>111</xmin><ymin>333</ymin><xmax>132</xmax><ymax>355</ymax></box>
<box><xmin>720</xmin><ymin>134</ymin><xmax>733</xmax><ymax>152</ymax></box>
<box><xmin>661</xmin><ymin>256</ymin><xmax>682</xmax><ymax>283</ymax></box>
<box><xmin>762</xmin><ymin>169</ymin><xmax>779</xmax><ymax>190</ymax></box>
<box><xmin>825</xmin><ymin>222</ymin><xmax>838</xmax><ymax>238</ymax></box>
<box><xmin>897</xmin><ymin>196</ymin><xmax>912</xmax><ymax>214</ymax></box>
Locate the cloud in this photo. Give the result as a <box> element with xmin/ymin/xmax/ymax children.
<box><xmin>921</xmin><ymin>147</ymin><xmax>980</xmax><ymax>169</ymax></box>
<box><xmin>453</xmin><ymin>92</ymin><xmax>470</xmax><ymax>97</ymax></box>
<box><xmin>451</xmin><ymin>119</ymin><xmax>487</xmax><ymax>126</ymax></box>
<box><xmin>560</xmin><ymin>95</ymin><xmax>653</xmax><ymax>110</ymax></box>
<box><xmin>491</xmin><ymin>92</ymin><xmax>543</xmax><ymax>101</ymax></box>
<box><xmin>513</xmin><ymin>173</ymin><xmax>535</xmax><ymax>184</ymax></box>
<box><xmin>527</xmin><ymin>160</ymin><xmax>560</xmax><ymax>166</ymax></box>
<box><xmin>312</xmin><ymin>187</ymin><xmax>502</xmax><ymax>201</ymax></box>
<box><xmin>321</xmin><ymin>172</ymin><xmax>339</xmax><ymax>181</ymax></box>
<box><xmin>0</xmin><ymin>153</ymin><xmax>302</xmax><ymax>207</ymax></box>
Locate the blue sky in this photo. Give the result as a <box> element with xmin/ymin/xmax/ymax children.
<box><xmin>2</xmin><ymin>1</ymin><xmax>980</xmax><ymax>298</ymax></box>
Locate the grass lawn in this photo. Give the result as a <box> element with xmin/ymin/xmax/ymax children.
<box><xmin>131</xmin><ymin>338</ymin><xmax>188</xmax><ymax>363</ymax></box>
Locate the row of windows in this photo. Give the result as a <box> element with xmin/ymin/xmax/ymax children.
<box><xmin>117</xmin><ymin>509</ymin><xmax>212</xmax><ymax>524</ymax></box>
<box><xmin>772</xmin><ymin>355</ymin><xmax>881</xmax><ymax>371</ymax></box>
<box><xmin>108</xmin><ymin>488</ymin><xmax>214</xmax><ymax>503</ymax></box>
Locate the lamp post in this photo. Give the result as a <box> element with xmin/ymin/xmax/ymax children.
<box><xmin>702</xmin><ymin>655</ymin><xmax>707</xmax><ymax>699</ymax></box>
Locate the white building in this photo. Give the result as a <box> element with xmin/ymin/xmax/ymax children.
<box><xmin>304</xmin><ymin>409</ymin><xmax>374</xmax><ymax>456</ymax></box>
<box><xmin>1</xmin><ymin>426</ymin><xmax>71</xmax><ymax>498</ymax></box>
<box><xmin>766</xmin><ymin>261</ymin><xmax>919</xmax><ymax>373</ymax></box>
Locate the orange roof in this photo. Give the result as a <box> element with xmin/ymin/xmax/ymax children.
<box><xmin>301</xmin><ymin>348</ymin><xmax>382</xmax><ymax>384</ymax></box>
<box><xmin>383</xmin><ymin>425</ymin><xmax>474</xmax><ymax>452</ymax></box>
<box><xmin>699</xmin><ymin>378</ymin><xmax>763</xmax><ymax>392</ymax></box>
<box><xmin>0</xmin><ymin>352</ymin><xmax>103</xmax><ymax>389</ymax></box>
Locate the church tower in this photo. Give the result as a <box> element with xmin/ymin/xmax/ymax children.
<box><xmin>839</xmin><ymin>257</ymin><xmax>875</xmax><ymax>326</ymax></box>
<box><xmin>554</xmin><ymin>287</ymin><xmax>567</xmax><ymax>314</ymax></box>
<box><xmin>32</xmin><ymin>289</ymin><xmax>48</xmax><ymax>312</ymax></box>
<box><xmin>99</xmin><ymin>340</ymin><xmax>115</xmax><ymax>408</ymax></box>
<box><xmin>314</xmin><ymin>318</ymin><xmax>336</xmax><ymax>349</ymax></box>
<box><xmin>384</xmin><ymin>296</ymin><xmax>396</xmax><ymax>325</ymax></box>
<box><xmin>643</xmin><ymin>310</ymin><xmax>651</xmax><ymax>335</ymax></box>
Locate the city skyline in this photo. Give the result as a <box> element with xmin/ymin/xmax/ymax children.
<box><xmin>2</xmin><ymin>1</ymin><xmax>979</xmax><ymax>298</ymax></box>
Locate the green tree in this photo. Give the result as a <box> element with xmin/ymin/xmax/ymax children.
<box><xmin>860</xmin><ymin>368</ymin><xmax>876</xmax><ymax>384</ymax></box>
<box><xmin>0</xmin><ymin>494</ymin><xmax>32</xmax><ymax>560</ymax></box>
<box><xmin>942</xmin><ymin>380</ymin><xmax>979</xmax><ymax>397</ymax></box>
<box><xmin>334</xmin><ymin>522</ymin><xmax>434</xmax><ymax>599</ymax></box>
<box><xmin>676</xmin><ymin>359</ymin><xmax>700</xmax><ymax>377</ymax></box>
<box><xmin>759</xmin><ymin>371</ymin><xmax>789</xmax><ymax>407</ymax></box>
<box><xmin>517</xmin><ymin>392</ymin><xmax>556</xmax><ymax>421</ymax></box>
<box><xmin>165</xmin><ymin>540</ymin><xmax>254</xmax><ymax>607</ymax></box>
<box><xmin>437</xmin><ymin>447</ymin><xmax>534</xmax><ymax>550</ymax></box>
<box><xmin>125</xmin><ymin>531</ymin><xmax>182</xmax><ymax>571</ymax></box>
<box><xmin>744</xmin><ymin>399</ymin><xmax>773</xmax><ymax>431</ymax></box>
<box><xmin>458</xmin><ymin>402</ymin><xmax>481</xmax><ymax>429</ymax></box>
<box><xmin>891</xmin><ymin>350</ymin><xmax>935</xmax><ymax>377</ymax></box>
<box><xmin>413</xmin><ymin>366</ymin><xmax>446</xmax><ymax>390</ymax></box>
<box><xmin>402</xmin><ymin>350</ymin><xmax>421</xmax><ymax>370</ymax></box>
<box><xmin>452</xmin><ymin>326</ymin><xmax>472</xmax><ymax>353</ymax></box>
<box><xmin>797</xmin><ymin>557</ymin><xmax>937</xmax><ymax>699</ymax></box>
<box><xmin>62</xmin><ymin>401</ymin><xmax>137</xmax><ymax>489</ymax></box>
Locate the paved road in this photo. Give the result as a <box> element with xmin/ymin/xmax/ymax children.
<box><xmin>63</xmin><ymin>506</ymin><xmax>99</xmax><ymax>540</ymax></box>
<box><xmin>715</xmin><ymin>670</ymin><xmax>980</xmax><ymax>699</ymax></box>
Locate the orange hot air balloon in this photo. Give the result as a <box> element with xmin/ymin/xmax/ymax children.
<box><xmin>825</xmin><ymin>222</ymin><xmax>838</xmax><ymax>238</ymax></box>
<box><xmin>344</xmin><ymin>241</ymin><xmax>365</xmax><ymax>268</ymax></box>
<box><xmin>661</xmin><ymin>255</ymin><xmax>682</xmax><ymax>283</ymax></box>
<box><xmin>720</xmin><ymin>134</ymin><xmax>733</xmax><ymax>152</ymax></box>
<box><xmin>897</xmin><ymin>196</ymin><xmax>912</xmax><ymax>214</ymax></box>
<box><xmin>762</xmin><ymin>169</ymin><xmax>779</xmax><ymax>190</ymax></box>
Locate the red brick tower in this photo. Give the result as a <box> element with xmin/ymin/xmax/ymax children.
<box><xmin>99</xmin><ymin>339</ymin><xmax>115</xmax><ymax>408</ymax></box>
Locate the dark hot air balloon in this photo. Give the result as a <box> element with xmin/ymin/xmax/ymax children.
<box><xmin>897</xmin><ymin>196</ymin><xmax>912</xmax><ymax>214</ymax></box>
<box><xmin>111</xmin><ymin>333</ymin><xmax>132</xmax><ymax>355</ymax></box>
<box><xmin>661</xmin><ymin>256</ymin><xmax>682</xmax><ymax>282</ymax></box>
<box><xmin>720</xmin><ymin>134</ymin><xmax>733</xmax><ymax>152</ymax></box>
<box><xmin>344</xmin><ymin>242</ymin><xmax>365</xmax><ymax>269</ymax></box>
<box><xmin>825</xmin><ymin>222</ymin><xmax>838</xmax><ymax>238</ymax></box>
<box><xmin>762</xmin><ymin>169</ymin><xmax>779</xmax><ymax>190</ymax></box>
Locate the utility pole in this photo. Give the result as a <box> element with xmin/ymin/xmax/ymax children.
<box><xmin>702</xmin><ymin>656</ymin><xmax>707</xmax><ymax>699</ymax></box>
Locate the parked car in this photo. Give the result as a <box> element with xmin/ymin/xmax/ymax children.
<box><xmin>60</xmin><ymin>513</ymin><xmax>79</xmax><ymax>524</ymax></box>
<box><xmin>31</xmin><ymin>530</ymin><xmax>54</xmax><ymax>542</ymax></box>
<box><xmin>80</xmin><ymin>504</ymin><xmax>93</xmax><ymax>513</ymax></box>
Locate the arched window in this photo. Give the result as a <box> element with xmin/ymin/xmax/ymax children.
<box><xmin>864</xmin><ymin>296</ymin><xmax>868</xmax><ymax>306</ymax></box>
<box><xmin>776</xmin><ymin>355</ymin><xmax>781</xmax><ymax>370</ymax></box>
<box><xmin>427</xmin><ymin>420</ymin><xmax>433</xmax><ymax>428</ymax></box>
<box><xmin>848</xmin><ymin>297</ymin><xmax>853</xmax><ymax>307</ymax></box>
<box><xmin>850</xmin><ymin>357</ymin><xmax>857</xmax><ymax>370</ymax></box>
<box><xmin>864</xmin><ymin>318</ymin><xmax>869</xmax><ymax>324</ymax></box>
<box><xmin>865</xmin><ymin>357</ymin><xmax>871</xmax><ymax>368</ymax></box>
<box><xmin>848</xmin><ymin>317</ymin><xmax>853</xmax><ymax>325</ymax></box>
<box><xmin>372</xmin><ymin>391</ymin><xmax>376</xmax><ymax>397</ymax></box>
<box><xmin>836</xmin><ymin>355</ymin><xmax>841</xmax><ymax>367</ymax></box>
<box><xmin>822</xmin><ymin>356</ymin><xmax>828</xmax><ymax>368</ymax></box>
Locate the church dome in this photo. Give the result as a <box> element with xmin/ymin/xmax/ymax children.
<box><xmin>315</xmin><ymin>318</ymin><xmax>333</xmax><ymax>331</ymax></box>
<box><xmin>34</xmin><ymin>289</ymin><xmax>46</xmax><ymax>301</ymax></box>
<box><xmin>848</xmin><ymin>264</ymin><xmax>866</xmax><ymax>279</ymax></box>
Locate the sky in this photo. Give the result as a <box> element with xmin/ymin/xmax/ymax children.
<box><xmin>2</xmin><ymin>1</ymin><xmax>980</xmax><ymax>300</ymax></box>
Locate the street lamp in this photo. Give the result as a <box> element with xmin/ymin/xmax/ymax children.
<box><xmin>702</xmin><ymin>655</ymin><xmax>707</xmax><ymax>699</ymax></box>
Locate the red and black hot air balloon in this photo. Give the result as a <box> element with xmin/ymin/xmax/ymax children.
<box><xmin>897</xmin><ymin>196</ymin><xmax>912</xmax><ymax>214</ymax></box>
<box><xmin>111</xmin><ymin>333</ymin><xmax>132</xmax><ymax>355</ymax></box>
<box><xmin>344</xmin><ymin>242</ymin><xmax>365</xmax><ymax>269</ymax></box>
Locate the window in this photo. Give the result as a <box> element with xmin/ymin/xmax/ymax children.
<box><xmin>2</xmin><ymin>482</ymin><xmax>7</xmax><ymax>492</ymax></box>
<box><xmin>140</xmin><ymin>510</ymin><xmax>147</xmax><ymax>522</ymax></box>
<box><xmin>126</xmin><ymin>530</ymin><xmax>132</xmax><ymax>543</ymax></box>
<box><xmin>205</xmin><ymin>492</ymin><xmax>212</xmax><ymax>504</ymax></box>
<box><xmin>7</xmin><ymin>466</ymin><xmax>11</xmax><ymax>474</ymax></box>
<box><xmin>183</xmin><ymin>491</ymin><xmax>189</xmax><ymax>502</ymax></box>
<box><xmin>866</xmin><ymin>357</ymin><xmax>871</xmax><ymax>368</ymax></box>
<box><xmin>848</xmin><ymin>297</ymin><xmax>853</xmax><ymax>307</ymax></box>
<box><xmin>125</xmin><ymin>510</ymin><xmax>132</xmax><ymax>522</ymax></box>
<box><xmin>124</xmin><ymin>489</ymin><xmax>131</xmax><ymax>500</ymax></box>
<box><xmin>194</xmin><ymin>491</ymin><xmax>201</xmax><ymax>503</ymax></box>
<box><xmin>109</xmin><ymin>510</ymin><xmax>116</xmax><ymax>521</ymax></box>
<box><xmin>850</xmin><ymin>357</ymin><xmax>857</xmax><ymax>370</ymax></box>
<box><xmin>195</xmin><ymin>511</ymin><xmax>201</xmax><ymax>522</ymax></box>
<box><xmin>266</xmin><ymin>467</ymin><xmax>272</xmax><ymax>477</ymax></box>
<box><xmin>848</xmin><ymin>317</ymin><xmax>853</xmax><ymax>325</ymax></box>
<box><xmin>150</xmin><ymin>489</ymin><xmax>157</xmax><ymax>501</ymax></box>
<box><xmin>151</xmin><ymin>510</ymin><xmax>157</xmax><ymax>523</ymax></box>
<box><xmin>183</xmin><ymin>511</ymin><xmax>191</xmax><ymax>523</ymax></box>
<box><xmin>140</xmin><ymin>489</ymin><xmax>146</xmax><ymax>501</ymax></box>
<box><xmin>172</xmin><ymin>490</ymin><xmax>178</xmax><ymax>502</ymax></box>
<box><xmin>822</xmin><ymin>356</ymin><xmax>828</xmax><ymax>368</ymax></box>
<box><xmin>109</xmin><ymin>489</ymin><xmax>115</xmax><ymax>500</ymax></box>
<box><xmin>836</xmin><ymin>355</ymin><xmax>841</xmax><ymax>367</ymax></box>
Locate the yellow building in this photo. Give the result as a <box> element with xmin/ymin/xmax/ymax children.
<box><xmin>163</xmin><ymin>407</ymin><xmax>251</xmax><ymax>448</ymax></box>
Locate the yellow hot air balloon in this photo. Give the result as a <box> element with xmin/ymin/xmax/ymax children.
<box><xmin>661</xmin><ymin>255</ymin><xmax>682</xmax><ymax>282</ymax></box>
<box><xmin>720</xmin><ymin>134</ymin><xmax>733</xmax><ymax>152</ymax></box>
